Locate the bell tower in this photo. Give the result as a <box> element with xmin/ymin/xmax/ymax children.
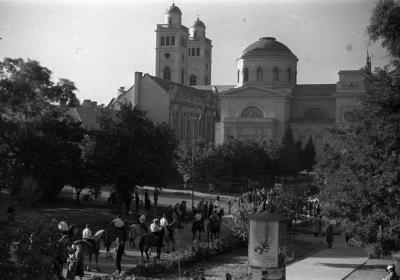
<box><xmin>155</xmin><ymin>3</ymin><xmax>189</xmax><ymax>84</ymax></box>
<box><xmin>187</xmin><ymin>17</ymin><xmax>212</xmax><ymax>85</ymax></box>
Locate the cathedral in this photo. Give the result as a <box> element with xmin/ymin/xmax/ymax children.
<box><xmin>109</xmin><ymin>3</ymin><xmax>365</xmax><ymax>153</ymax></box>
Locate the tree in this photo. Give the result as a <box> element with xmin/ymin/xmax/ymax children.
<box><xmin>91</xmin><ymin>104</ymin><xmax>177</xmax><ymax>213</ymax></box>
<box><xmin>318</xmin><ymin>0</ymin><xmax>400</xmax><ymax>253</ymax></box>
<box><xmin>302</xmin><ymin>136</ymin><xmax>316</xmax><ymax>174</ymax></box>
<box><xmin>278</xmin><ymin>126</ymin><xmax>300</xmax><ymax>177</ymax></box>
<box><xmin>0</xmin><ymin>58</ymin><xmax>85</xmax><ymax>203</ymax></box>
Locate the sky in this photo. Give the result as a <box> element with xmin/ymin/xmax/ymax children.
<box><xmin>0</xmin><ymin>0</ymin><xmax>390</xmax><ymax>105</ymax></box>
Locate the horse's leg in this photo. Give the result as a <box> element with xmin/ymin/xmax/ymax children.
<box><xmin>95</xmin><ymin>252</ymin><xmax>100</xmax><ymax>271</ymax></box>
<box><xmin>157</xmin><ymin>246</ymin><xmax>161</xmax><ymax>259</ymax></box>
<box><xmin>146</xmin><ymin>246</ymin><xmax>150</xmax><ymax>261</ymax></box>
<box><xmin>199</xmin><ymin>230</ymin><xmax>201</xmax><ymax>241</ymax></box>
<box><xmin>87</xmin><ymin>254</ymin><xmax>92</xmax><ymax>272</ymax></box>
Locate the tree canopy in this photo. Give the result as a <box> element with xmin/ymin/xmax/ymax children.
<box><xmin>0</xmin><ymin>58</ymin><xmax>85</xmax><ymax>202</ymax></box>
<box><xmin>318</xmin><ymin>0</ymin><xmax>400</xmax><ymax>252</ymax></box>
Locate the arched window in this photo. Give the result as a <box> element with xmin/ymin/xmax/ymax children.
<box><xmin>237</xmin><ymin>70</ymin><xmax>240</xmax><ymax>83</ymax></box>
<box><xmin>163</xmin><ymin>66</ymin><xmax>171</xmax><ymax>80</ymax></box>
<box><xmin>256</xmin><ymin>67</ymin><xmax>263</xmax><ymax>81</ymax></box>
<box><xmin>287</xmin><ymin>68</ymin><xmax>291</xmax><ymax>82</ymax></box>
<box><xmin>243</xmin><ymin>68</ymin><xmax>249</xmax><ymax>82</ymax></box>
<box><xmin>205</xmin><ymin>75</ymin><xmax>208</xmax><ymax>85</ymax></box>
<box><xmin>181</xmin><ymin>69</ymin><xmax>185</xmax><ymax>84</ymax></box>
<box><xmin>240</xmin><ymin>106</ymin><xmax>263</xmax><ymax>118</ymax></box>
<box><xmin>273</xmin><ymin>67</ymin><xmax>279</xmax><ymax>82</ymax></box>
<box><xmin>189</xmin><ymin>74</ymin><xmax>197</xmax><ymax>85</ymax></box>
<box><xmin>303</xmin><ymin>108</ymin><xmax>326</xmax><ymax>120</ymax></box>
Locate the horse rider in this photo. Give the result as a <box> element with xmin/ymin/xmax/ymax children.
<box><xmin>139</xmin><ymin>213</ymin><xmax>148</xmax><ymax>233</ymax></box>
<box><xmin>160</xmin><ymin>213</ymin><xmax>169</xmax><ymax>236</ymax></box>
<box><xmin>150</xmin><ymin>218</ymin><xmax>163</xmax><ymax>241</ymax></box>
<box><xmin>210</xmin><ymin>209</ymin><xmax>219</xmax><ymax>223</ymax></box>
<box><xmin>194</xmin><ymin>208</ymin><xmax>204</xmax><ymax>231</ymax></box>
<box><xmin>58</xmin><ymin>217</ymin><xmax>69</xmax><ymax>236</ymax></box>
<box><xmin>111</xmin><ymin>215</ymin><xmax>126</xmax><ymax>241</ymax></box>
<box><xmin>82</xmin><ymin>224</ymin><xmax>97</xmax><ymax>249</ymax></box>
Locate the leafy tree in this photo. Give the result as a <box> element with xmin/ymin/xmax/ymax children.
<box><xmin>0</xmin><ymin>58</ymin><xmax>85</xmax><ymax>203</ymax></box>
<box><xmin>302</xmin><ymin>136</ymin><xmax>316</xmax><ymax>174</ymax></box>
<box><xmin>91</xmin><ymin>104</ymin><xmax>177</xmax><ymax>213</ymax></box>
<box><xmin>318</xmin><ymin>0</ymin><xmax>400</xmax><ymax>253</ymax></box>
<box><xmin>278</xmin><ymin>126</ymin><xmax>300</xmax><ymax>177</ymax></box>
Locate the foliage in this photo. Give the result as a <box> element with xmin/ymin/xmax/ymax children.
<box><xmin>0</xmin><ymin>215</ymin><xmax>64</xmax><ymax>279</ymax></box>
<box><xmin>318</xmin><ymin>0</ymin><xmax>400</xmax><ymax>252</ymax></box>
<box><xmin>278</xmin><ymin>126</ymin><xmax>300</xmax><ymax>176</ymax></box>
<box><xmin>91</xmin><ymin>104</ymin><xmax>177</xmax><ymax>212</ymax></box>
<box><xmin>0</xmin><ymin>58</ymin><xmax>85</xmax><ymax>202</ymax></box>
<box><xmin>302</xmin><ymin>136</ymin><xmax>317</xmax><ymax>174</ymax></box>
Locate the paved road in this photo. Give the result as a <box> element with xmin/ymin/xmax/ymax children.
<box><xmin>286</xmin><ymin>234</ymin><xmax>368</xmax><ymax>280</ymax></box>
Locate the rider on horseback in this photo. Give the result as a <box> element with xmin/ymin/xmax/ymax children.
<box><xmin>82</xmin><ymin>224</ymin><xmax>97</xmax><ymax>250</ymax></box>
<box><xmin>160</xmin><ymin>213</ymin><xmax>169</xmax><ymax>236</ymax></box>
<box><xmin>150</xmin><ymin>218</ymin><xmax>163</xmax><ymax>242</ymax></box>
<box><xmin>111</xmin><ymin>215</ymin><xmax>126</xmax><ymax>241</ymax></box>
<box><xmin>58</xmin><ymin>217</ymin><xmax>69</xmax><ymax>236</ymax></box>
<box><xmin>139</xmin><ymin>213</ymin><xmax>148</xmax><ymax>233</ymax></box>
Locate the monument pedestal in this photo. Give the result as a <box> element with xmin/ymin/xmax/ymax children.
<box><xmin>248</xmin><ymin>211</ymin><xmax>288</xmax><ymax>280</ymax></box>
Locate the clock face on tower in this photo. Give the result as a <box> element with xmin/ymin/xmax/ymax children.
<box><xmin>164</xmin><ymin>53</ymin><xmax>170</xmax><ymax>59</ymax></box>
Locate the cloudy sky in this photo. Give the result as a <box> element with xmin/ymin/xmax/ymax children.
<box><xmin>0</xmin><ymin>0</ymin><xmax>390</xmax><ymax>105</ymax></box>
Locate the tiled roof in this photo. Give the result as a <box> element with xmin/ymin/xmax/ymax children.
<box><xmin>69</xmin><ymin>105</ymin><xmax>117</xmax><ymax>130</ymax></box>
<box><xmin>293</xmin><ymin>84</ymin><xmax>336</xmax><ymax>96</ymax></box>
<box><xmin>146</xmin><ymin>74</ymin><xmax>213</xmax><ymax>97</ymax></box>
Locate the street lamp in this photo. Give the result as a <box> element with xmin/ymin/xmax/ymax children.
<box><xmin>190</xmin><ymin>112</ymin><xmax>202</xmax><ymax>211</ymax></box>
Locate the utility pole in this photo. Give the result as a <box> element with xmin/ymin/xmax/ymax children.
<box><xmin>190</xmin><ymin>112</ymin><xmax>202</xmax><ymax>211</ymax></box>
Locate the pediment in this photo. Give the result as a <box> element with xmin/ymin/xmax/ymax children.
<box><xmin>221</xmin><ymin>86</ymin><xmax>289</xmax><ymax>98</ymax></box>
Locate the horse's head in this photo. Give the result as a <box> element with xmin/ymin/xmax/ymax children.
<box><xmin>58</xmin><ymin>235</ymin><xmax>70</xmax><ymax>247</ymax></box>
<box><xmin>93</xmin><ymin>229</ymin><xmax>107</xmax><ymax>244</ymax></box>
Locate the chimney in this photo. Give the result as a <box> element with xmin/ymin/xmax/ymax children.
<box><xmin>134</xmin><ymin>72</ymin><xmax>142</xmax><ymax>106</ymax></box>
<box><xmin>118</xmin><ymin>86</ymin><xmax>125</xmax><ymax>97</ymax></box>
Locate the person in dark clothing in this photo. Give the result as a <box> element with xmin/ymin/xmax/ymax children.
<box><xmin>135</xmin><ymin>191</ymin><xmax>140</xmax><ymax>211</ymax></box>
<box><xmin>153</xmin><ymin>187</ymin><xmax>159</xmax><ymax>208</ymax></box>
<box><xmin>203</xmin><ymin>201</ymin><xmax>209</xmax><ymax>219</ymax></box>
<box><xmin>74</xmin><ymin>245</ymin><xmax>84</xmax><ymax>280</ymax></box>
<box><xmin>144</xmin><ymin>190</ymin><xmax>150</xmax><ymax>210</ymax></box>
<box><xmin>383</xmin><ymin>264</ymin><xmax>398</xmax><ymax>280</ymax></box>
<box><xmin>326</xmin><ymin>222</ymin><xmax>334</xmax><ymax>248</ymax></box>
<box><xmin>114</xmin><ymin>238</ymin><xmax>124</xmax><ymax>274</ymax></box>
<box><xmin>208</xmin><ymin>201</ymin><xmax>214</xmax><ymax>219</ymax></box>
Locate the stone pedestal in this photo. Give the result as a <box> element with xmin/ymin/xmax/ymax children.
<box><xmin>248</xmin><ymin>211</ymin><xmax>288</xmax><ymax>280</ymax></box>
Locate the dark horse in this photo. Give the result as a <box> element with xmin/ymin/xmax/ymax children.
<box><xmin>139</xmin><ymin>230</ymin><xmax>164</xmax><ymax>261</ymax></box>
<box><xmin>192</xmin><ymin>219</ymin><xmax>204</xmax><ymax>241</ymax></box>
<box><xmin>60</xmin><ymin>224</ymin><xmax>79</xmax><ymax>246</ymax></box>
<box><xmin>207</xmin><ymin>218</ymin><xmax>222</xmax><ymax>241</ymax></box>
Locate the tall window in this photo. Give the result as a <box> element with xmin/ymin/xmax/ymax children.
<box><xmin>189</xmin><ymin>75</ymin><xmax>197</xmax><ymax>85</ymax></box>
<box><xmin>287</xmin><ymin>68</ymin><xmax>291</xmax><ymax>82</ymax></box>
<box><xmin>273</xmin><ymin>67</ymin><xmax>279</xmax><ymax>82</ymax></box>
<box><xmin>196</xmin><ymin>48</ymin><xmax>200</xmax><ymax>56</ymax></box>
<box><xmin>237</xmin><ymin>70</ymin><xmax>240</xmax><ymax>83</ymax></box>
<box><xmin>171</xmin><ymin>36</ymin><xmax>175</xmax><ymax>45</ymax></box>
<box><xmin>191</xmin><ymin>48</ymin><xmax>195</xmax><ymax>56</ymax></box>
<box><xmin>205</xmin><ymin>75</ymin><xmax>208</xmax><ymax>85</ymax></box>
<box><xmin>243</xmin><ymin>68</ymin><xmax>249</xmax><ymax>82</ymax></box>
<box><xmin>166</xmin><ymin>36</ymin><xmax>170</xmax><ymax>46</ymax></box>
<box><xmin>256</xmin><ymin>67</ymin><xmax>263</xmax><ymax>81</ymax></box>
<box><xmin>160</xmin><ymin>36</ymin><xmax>165</xmax><ymax>46</ymax></box>
<box><xmin>181</xmin><ymin>69</ymin><xmax>185</xmax><ymax>84</ymax></box>
<box><xmin>163</xmin><ymin>66</ymin><xmax>171</xmax><ymax>80</ymax></box>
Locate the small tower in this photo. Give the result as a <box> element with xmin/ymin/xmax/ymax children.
<box><xmin>187</xmin><ymin>17</ymin><xmax>212</xmax><ymax>86</ymax></box>
<box><xmin>155</xmin><ymin>3</ymin><xmax>189</xmax><ymax>84</ymax></box>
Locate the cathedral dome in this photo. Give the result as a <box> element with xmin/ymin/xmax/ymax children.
<box><xmin>166</xmin><ymin>3</ymin><xmax>182</xmax><ymax>14</ymax></box>
<box><xmin>193</xmin><ymin>18</ymin><xmax>205</xmax><ymax>28</ymax></box>
<box><xmin>241</xmin><ymin>37</ymin><xmax>297</xmax><ymax>59</ymax></box>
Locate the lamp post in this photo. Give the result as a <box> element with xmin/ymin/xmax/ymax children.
<box><xmin>190</xmin><ymin>113</ymin><xmax>202</xmax><ymax>211</ymax></box>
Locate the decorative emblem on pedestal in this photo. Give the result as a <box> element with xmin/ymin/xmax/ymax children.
<box><xmin>254</xmin><ymin>239</ymin><xmax>270</xmax><ymax>255</ymax></box>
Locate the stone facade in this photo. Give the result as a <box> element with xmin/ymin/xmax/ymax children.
<box><xmin>216</xmin><ymin>37</ymin><xmax>365</xmax><ymax>154</ymax></box>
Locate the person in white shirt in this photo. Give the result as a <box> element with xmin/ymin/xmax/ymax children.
<box><xmin>82</xmin><ymin>224</ymin><xmax>92</xmax><ymax>240</ymax></box>
<box><xmin>160</xmin><ymin>214</ymin><xmax>169</xmax><ymax>227</ymax></box>
<box><xmin>58</xmin><ymin>218</ymin><xmax>69</xmax><ymax>235</ymax></box>
<box><xmin>194</xmin><ymin>211</ymin><xmax>202</xmax><ymax>221</ymax></box>
<box><xmin>150</xmin><ymin>219</ymin><xmax>161</xmax><ymax>233</ymax></box>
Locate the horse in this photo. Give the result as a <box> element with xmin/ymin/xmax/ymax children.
<box><xmin>191</xmin><ymin>218</ymin><xmax>204</xmax><ymax>241</ymax></box>
<box><xmin>104</xmin><ymin>225</ymin><xmax>128</xmax><ymax>258</ymax></box>
<box><xmin>139</xmin><ymin>230</ymin><xmax>164</xmax><ymax>261</ymax></box>
<box><xmin>72</xmin><ymin>230</ymin><xmax>103</xmax><ymax>272</ymax></box>
<box><xmin>207</xmin><ymin>217</ymin><xmax>222</xmax><ymax>242</ymax></box>
<box><xmin>163</xmin><ymin>221</ymin><xmax>183</xmax><ymax>252</ymax></box>
<box><xmin>129</xmin><ymin>223</ymin><xmax>148</xmax><ymax>249</ymax></box>
<box><xmin>60</xmin><ymin>224</ymin><xmax>79</xmax><ymax>246</ymax></box>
